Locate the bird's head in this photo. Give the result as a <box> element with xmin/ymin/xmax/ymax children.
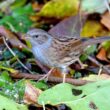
<box><xmin>27</xmin><ymin>29</ymin><xmax>52</xmax><ymax>47</ymax></box>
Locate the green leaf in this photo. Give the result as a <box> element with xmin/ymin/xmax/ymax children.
<box><xmin>38</xmin><ymin>80</ymin><xmax>110</xmax><ymax>110</ymax></box>
<box><xmin>80</xmin><ymin>54</ymin><xmax>88</xmax><ymax>62</ymax></box>
<box><xmin>14</xmin><ymin>15</ymin><xmax>33</xmax><ymax>33</ymax></box>
<box><xmin>10</xmin><ymin>0</ymin><xmax>27</xmax><ymax>10</ymax></box>
<box><xmin>39</xmin><ymin>0</ymin><xmax>79</xmax><ymax>18</ymax></box>
<box><xmin>0</xmin><ymin>71</ymin><xmax>13</xmax><ymax>87</ymax></box>
<box><xmin>0</xmin><ymin>16</ymin><xmax>17</xmax><ymax>31</ymax></box>
<box><xmin>0</xmin><ymin>79</ymin><xmax>25</xmax><ymax>102</ymax></box>
<box><xmin>0</xmin><ymin>4</ymin><xmax>34</xmax><ymax>33</ymax></box>
<box><xmin>12</xmin><ymin>4</ymin><xmax>34</xmax><ymax>17</ymax></box>
<box><xmin>80</xmin><ymin>45</ymin><xmax>97</xmax><ymax>62</ymax></box>
<box><xmin>84</xmin><ymin>45</ymin><xmax>97</xmax><ymax>55</ymax></box>
<box><xmin>30</xmin><ymin>80</ymin><xmax>48</xmax><ymax>90</ymax></box>
<box><xmin>0</xmin><ymin>77</ymin><xmax>47</xmax><ymax>102</ymax></box>
<box><xmin>0</xmin><ymin>72</ymin><xmax>25</xmax><ymax>104</ymax></box>
<box><xmin>0</xmin><ymin>65</ymin><xmax>18</xmax><ymax>73</ymax></box>
<box><xmin>0</xmin><ymin>15</ymin><xmax>33</xmax><ymax>33</ymax></box>
<box><xmin>102</xmin><ymin>41</ymin><xmax>110</xmax><ymax>50</ymax></box>
<box><xmin>0</xmin><ymin>11</ymin><xmax>3</xmax><ymax>17</ymax></box>
<box><xmin>3</xmin><ymin>48</ymin><xmax>26</xmax><ymax>60</ymax></box>
<box><xmin>0</xmin><ymin>94</ymin><xmax>28</xmax><ymax>110</ymax></box>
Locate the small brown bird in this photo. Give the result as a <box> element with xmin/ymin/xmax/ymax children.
<box><xmin>27</xmin><ymin>29</ymin><xmax>110</xmax><ymax>82</ymax></box>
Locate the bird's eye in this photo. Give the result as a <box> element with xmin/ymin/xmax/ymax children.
<box><xmin>33</xmin><ymin>35</ymin><xmax>39</xmax><ymax>38</ymax></box>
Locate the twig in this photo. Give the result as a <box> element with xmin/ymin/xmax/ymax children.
<box><xmin>37</xmin><ymin>67</ymin><xmax>54</xmax><ymax>82</ymax></box>
<box><xmin>10</xmin><ymin>72</ymin><xmax>93</xmax><ymax>86</ymax></box>
<box><xmin>98</xmin><ymin>65</ymin><xmax>103</xmax><ymax>76</ymax></box>
<box><xmin>87</xmin><ymin>55</ymin><xmax>110</xmax><ymax>74</ymax></box>
<box><xmin>2</xmin><ymin>36</ymin><xmax>33</xmax><ymax>74</ymax></box>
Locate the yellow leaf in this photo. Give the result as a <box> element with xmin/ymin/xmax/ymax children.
<box><xmin>38</xmin><ymin>0</ymin><xmax>79</xmax><ymax>18</ymax></box>
<box><xmin>81</xmin><ymin>20</ymin><xmax>110</xmax><ymax>37</ymax></box>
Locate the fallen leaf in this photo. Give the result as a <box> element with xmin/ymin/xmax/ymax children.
<box><xmin>38</xmin><ymin>80</ymin><xmax>110</xmax><ymax>110</ymax></box>
<box><xmin>24</xmin><ymin>81</ymin><xmax>42</xmax><ymax>105</ymax></box>
<box><xmin>101</xmin><ymin>11</ymin><xmax>110</xmax><ymax>30</ymax></box>
<box><xmin>38</xmin><ymin>0</ymin><xmax>79</xmax><ymax>18</ymax></box>
<box><xmin>81</xmin><ymin>20</ymin><xmax>110</xmax><ymax>37</ymax></box>
<box><xmin>0</xmin><ymin>94</ymin><xmax>28</xmax><ymax>110</ymax></box>
<box><xmin>32</xmin><ymin>1</ymin><xmax>43</xmax><ymax>12</ymax></box>
<box><xmin>50</xmin><ymin>68</ymin><xmax>62</xmax><ymax>77</ymax></box>
<box><xmin>101</xmin><ymin>41</ymin><xmax>110</xmax><ymax>59</ymax></box>
<box><xmin>0</xmin><ymin>4</ymin><xmax>34</xmax><ymax>33</ymax></box>
<box><xmin>0</xmin><ymin>26</ymin><xmax>27</xmax><ymax>49</ymax></box>
<box><xmin>96</xmin><ymin>47</ymin><xmax>109</xmax><ymax>62</ymax></box>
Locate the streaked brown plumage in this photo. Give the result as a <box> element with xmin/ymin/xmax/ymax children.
<box><xmin>27</xmin><ymin>29</ymin><xmax>110</xmax><ymax>72</ymax></box>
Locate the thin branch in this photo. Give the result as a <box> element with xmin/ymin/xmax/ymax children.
<box><xmin>37</xmin><ymin>67</ymin><xmax>54</xmax><ymax>82</ymax></box>
<box><xmin>87</xmin><ymin>55</ymin><xmax>110</xmax><ymax>74</ymax></box>
<box><xmin>2</xmin><ymin>36</ymin><xmax>33</xmax><ymax>74</ymax></box>
<box><xmin>10</xmin><ymin>72</ymin><xmax>93</xmax><ymax>86</ymax></box>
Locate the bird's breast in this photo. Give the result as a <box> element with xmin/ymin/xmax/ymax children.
<box><xmin>32</xmin><ymin>45</ymin><xmax>59</xmax><ymax>67</ymax></box>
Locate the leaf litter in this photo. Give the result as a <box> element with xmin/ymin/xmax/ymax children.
<box><xmin>0</xmin><ymin>0</ymin><xmax>110</xmax><ymax>110</ymax></box>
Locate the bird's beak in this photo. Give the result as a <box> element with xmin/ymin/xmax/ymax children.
<box><xmin>23</xmin><ymin>34</ymin><xmax>32</xmax><ymax>48</ymax></box>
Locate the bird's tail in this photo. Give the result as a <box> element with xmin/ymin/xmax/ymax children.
<box><xmin>81</xmin><ymin>36</ymin><xmax>110</xmax><ymax>46</ymax></box>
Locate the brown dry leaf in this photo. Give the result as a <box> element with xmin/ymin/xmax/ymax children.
<box><xmin>50</xmin><ymin>68</ymin><xmax>72</xmax><ymax>78</ymax></box>
<box><xmin>24</xmin><ymin>81</ymin><xmax>42</xmax><ymax>105</ymax></box>
<box><xmin>107</xmin><ymin>51</ymin><xmax>110</xmax><ymax>59</ymax></box>
<box><xmin>32</xmin><ymin>2</ymin><xmax>43</xmax><ymax>12</ymax></box>
<box><xmin>96</xmin><ymin>47</ymin><xmax>109</xmax><ymax>62</ymax></box>
<box><xmin>101</xmin><ymin>11</ymin><xmax>110</xmax><ymax>31</ymax></box>
<box><xmin>0</xmin><ymin>26</ymin><xmax>27</xmax><ymax>49</ymax></box>
<box><xmin>50</xmin><ymin>68</ymin><xmax>61</xmax><ymax>77</ymax></box>
<box><xmin>51</xmin><ymin>68</ymin><xmax>63</xmax><ymax>77</ymax></box>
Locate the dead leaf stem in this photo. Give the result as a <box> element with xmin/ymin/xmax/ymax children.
<box><xmin>2</xmin><ymin>36</ymin><xmax>33</xmax><ymax>74</ymax></box>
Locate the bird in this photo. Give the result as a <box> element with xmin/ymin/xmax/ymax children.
<box><xmin>27</xmin><ymin>28</ymin><xmax>110</xmax><ymax>82</ymax></box>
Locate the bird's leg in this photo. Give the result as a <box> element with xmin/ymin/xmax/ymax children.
<box><xmin>75</xmin><ymin>58</ymin><xmax>88</xmax><ymax>69</ymax></box>
<box><xmin>61</xmin><ymin>66</ymin><xmax>70</xmax><ymax>83</ymax></box>
<box><xmin>98</xmin><ymin>65</ymin><xmax>103</xmax><ymax>76</ymax></box>
<box><xmin>37</xmin><ymin>67</ymin><xmax>54</xmax><ymax>82</ymax></box>
<box><xmin>62</xmin><ymin>72</ymin><xmax>66</xmax><ymax>83</ymax></box>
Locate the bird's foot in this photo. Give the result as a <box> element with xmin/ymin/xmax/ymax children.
<box><xmin>76</xmin><ymin>58</ymin><xmax>88</xmax><ymax>69</ymax></box>
<box><xmin>62</xmin><ymin>73</ymin><xmax>67</xmax><ymax>83</ymax></box>
<box><xmin>80</xmin><ymin>63</ymin><xmax>88</xmax><ymax>69</ymax></box>
<box><xmin>37</xmin><ymin>67</ymin><xmax>54</xmax><ymax>82</ymax></box>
